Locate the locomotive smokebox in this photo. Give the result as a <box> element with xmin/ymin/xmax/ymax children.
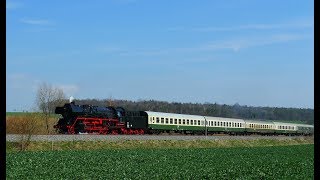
<box><xmin>55</xmin><ymin>107</ymin><xmax>65</xmax><ymax>114</ymax></box>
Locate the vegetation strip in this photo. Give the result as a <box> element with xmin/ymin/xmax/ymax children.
<box><xmin>6</xmin><ymin>138</ymin><xmax>313</xmax><ymax>152</ymax></box>
<box><xmin>7</xmin><ymin>144</ymin><xmax>314</xmax><ymax>179</ymax></box>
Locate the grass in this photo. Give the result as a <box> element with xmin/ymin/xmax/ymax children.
<box><xmin>6</xmin><ymin>137</ymin><xmax>314</xmax><ymax>152</ymax></box>
<box><xmin>6</xmin><ymin>144</ymin><xmax>314</xmax><ymax>179</ymax></box>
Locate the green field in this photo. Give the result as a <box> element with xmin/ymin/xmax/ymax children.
<box><xmin>6</xmin><ymin>144</ymin><xmax>313</xmax><ymax>179</ymax></box>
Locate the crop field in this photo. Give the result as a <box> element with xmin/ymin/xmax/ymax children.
<box><xmin>6</xmin><ymin>113</ymin><xmax>59</xmax><ymax>135</ymax></box>
<box><xmin>7</xmin><ymin>144</ymin><xmax>313</xmax><ymax>179</ymax></box>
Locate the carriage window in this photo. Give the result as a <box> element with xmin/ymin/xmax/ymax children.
<box><xmin>165</xmin><ymin>118</ymin><xmax>169</xmax><ymax>124</ymax></box>
<box><xmin>214</xmin><ymin>121</ymin><xmax>217</xmax><ymax>126</ymax></box>
<box><xmin>170</xmin><ymin>118</ymin><xmax>173</xmax><ymax>124</ymax></box>
<box><xmin>153</xmin><ymin>117</ymin><xmax>154</xmax><ymax>120</ymax></box>
<box><xmin>223</xmin><ymin>122</ymin><xmax>226</xmax><ymax>126</ymax></box>
<box><xmin>187</xmin><ymin>119</ymin><xmax>189</xmax><ymax>125</ymax></box>
<box><xmin>174</xmin><ymin>119</ymin><xmax>177</xmax><ymax>124</ymax></box>
<box><xmin>198</xmin><ymin>120</ymin><xmax>201</xmax><ymax>125</ymax></box>
<box><xmin>161</xmin><ymin>118</ymin><xmax>164</xmax><ymax>124</ymax></box>
<box><xmin>156</xmin><ymin>117</ymin><xmax>160</xmax><ymax>123</ymax></box>
<box><xmin>182</xmin><ymin>119</ymin><xmax>185</xmax><ymax>124</ymax></box>
<box><xmin>178</xmin><ymin>119</ymin><xmax>181</xmax><ymax>124</ymax></box>
<box><xmin>191</xmin><ymin>120</ymin><xmax>193</xmax><ymax>125</ymax></box>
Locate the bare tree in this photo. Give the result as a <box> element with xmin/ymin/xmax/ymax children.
<box><xmin>107</xmin><ymin>95</ymin><xmax>114</xmax><ymax>107</ymax></box>
<box><xmin>36</xmin><ymin>82</ymin><xmax>66</xmax><ymax>134</ymax></box>
<box><xmin>16</xmin><ymin>112</ymin><xmax>40</xmax><ymax>151</ymax></box>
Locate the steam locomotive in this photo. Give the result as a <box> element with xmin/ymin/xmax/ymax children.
<box><xmin>54</xmin><ymin>101</ymin><xmax>134</xmax><ymax>134</ymax></box>
<box><xmin>54</xmin><ymin>101</ymin><xmax>314</xmax><ymax>136</ymax></box>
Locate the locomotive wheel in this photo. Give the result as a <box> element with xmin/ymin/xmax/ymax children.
<box><xmin>111</xmin><ymin>130</ymin><xmax>119</xmax><ymax>135</ymax></box>
<box><xmin>68</xmin><ymin>128</ymin><xmax>75</xmax><ymax>134</ymax></box>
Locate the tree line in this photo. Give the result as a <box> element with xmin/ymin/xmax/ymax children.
<box><xmin>74</xmin><ymin>99</ymin><xmax>314</xmax><ymax>125</ymax></box>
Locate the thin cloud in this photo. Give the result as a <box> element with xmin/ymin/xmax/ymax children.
<box><xmin>99</xmin><ymin>33</ymin><xmax>311</xmax><ymax>56</ymax></box>
<box><xmin>20</xmin><ymin>18</ymin><xmax>54</xmax><ymax>26</ymax></box>
<box><xmin>7</xmin><ymin>73</ymin><xmax>30</xmax><ymax>89</ymax></box>
<box><xmin>198</xmin><ymin>33</ymin><xmax>310</xmax><ymax>52</ymax></box>
<box><xmin>6</xmin><ymin>1</ymin><xmax>23</xmax><ymax>9</ymax></box>
<box><xmin>98</xmin><ymin>47</ymin><xmax>123</xmax><ymax>53</ymax></box>
<box><xmin>56</xmin><ymin>84</ymin><xmax>79</xmax><ymax>96</ymax></box>
<box><xmin>168</xmin><ymin>19</ymin><xmax>313</xmax><ymax>32</ymax></box>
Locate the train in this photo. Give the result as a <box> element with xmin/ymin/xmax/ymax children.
<box><xmin>54</xmin><ymin>101</ymin><xmax>314</xmax><ymax>136</ymax></box>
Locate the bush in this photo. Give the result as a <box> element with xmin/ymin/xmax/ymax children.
<box><xmin>6</xmin><ymin>113</ymin><xmax>59</xmax><ymax>151</ymax></box>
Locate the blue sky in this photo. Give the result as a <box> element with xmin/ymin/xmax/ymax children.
<box><xmin>6</xmin><ymin>0</ymin><xmax>314</xmax><ymax>111</ymax></box>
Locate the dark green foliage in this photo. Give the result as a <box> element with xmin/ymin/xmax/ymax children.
<box><xmin>75</xmin><ymin>99</ymin><xmax>314</xmax><ymax>124</ymax></box>
<box><xmin>7</xmin><ymin>145</ymin><xmax>313</xmax><ymax>179</ymax></box>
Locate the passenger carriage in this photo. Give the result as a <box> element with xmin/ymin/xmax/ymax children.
<box><xmin>203</xmin><ymin>116</ymin><xmax>245</xmax><ymax>135</ymax></box>
<box><xmin>145</xmin><ymin>111</ymin><xmax>206</xmax><ymax>134</ymax></box>
<box><xmin>244</xmin><ymin>120</ymin><xmax>275</xmax><ymax>135</ymax></box>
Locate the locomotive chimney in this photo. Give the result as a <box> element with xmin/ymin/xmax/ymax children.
<box><xmin>69</xmin><ymin>96</ymin><xmax>75</xmax><ymax>104</ymax></box>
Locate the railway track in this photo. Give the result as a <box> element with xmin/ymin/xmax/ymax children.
<box><xmin>6</xmin><ymin>134</ymin><xmax>311</xmax><ymax>142</ymax></box>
